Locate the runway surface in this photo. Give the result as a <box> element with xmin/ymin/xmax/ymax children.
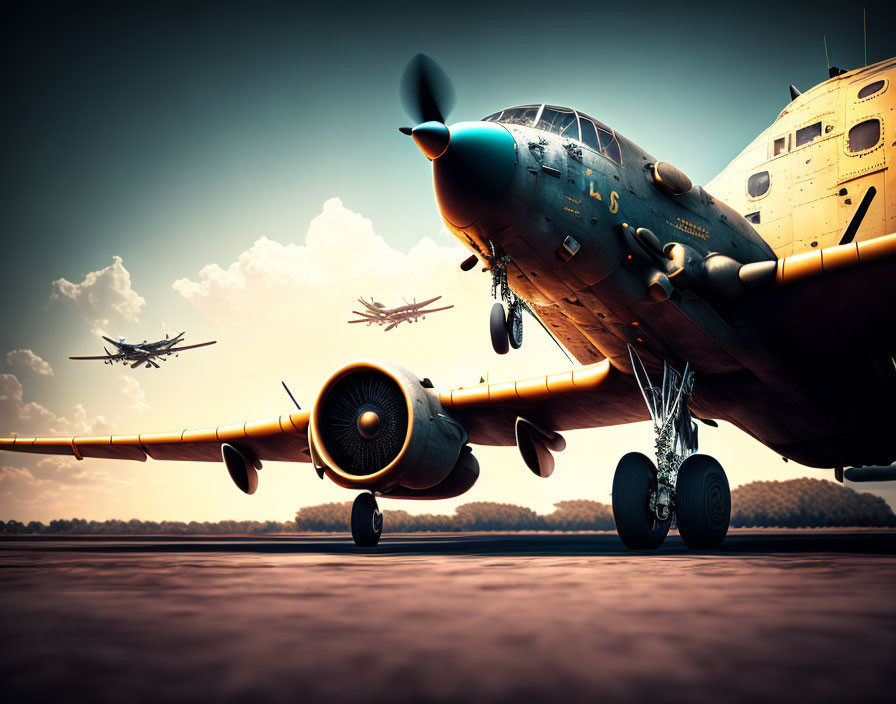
<box><xmin>2</xmin><ymin>530</ymin><xmax>895</xmax><ymax>703</ymax></box>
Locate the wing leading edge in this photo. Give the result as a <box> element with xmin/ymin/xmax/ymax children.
<box><xmin>0</xmin><ymin>412</ymin><xmax>310</xmax><ymax>463</ymax></box>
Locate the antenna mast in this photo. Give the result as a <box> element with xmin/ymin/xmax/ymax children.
<box><xmin>863</xmin><ymin>8</ymin><xmax>867</xmax><ymax>66</ymax></box>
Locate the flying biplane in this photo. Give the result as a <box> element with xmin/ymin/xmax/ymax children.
<box><xmin>69</xmin><ymin>332</ymin><xmax>217</xmax><ymax>369</ymax></box>
<box><xmin>348</xmin><ymin>296</ymin><xmax>454</xmax><ymax>331</ymax></box>
<box><xmin>4</xmin><ymin>53</ymin><xmax>896</xmax><ymax>550</ymax></box>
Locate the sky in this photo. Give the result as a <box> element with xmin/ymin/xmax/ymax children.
<box><xmin>1</xmin><ymin>0</ymin><xmax>894</xmax><ymax>522</ymax></box>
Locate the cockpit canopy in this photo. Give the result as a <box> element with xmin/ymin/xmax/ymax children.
<box><xmin>482</xmin><ymin>105</ymin><xmax>622</xmax><ymax>165</ymax></box>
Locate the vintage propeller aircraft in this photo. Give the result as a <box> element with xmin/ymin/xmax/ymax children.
<box><xmin>3</xmin><ymin>54</ymin><xmax>895</xmax><ymax>549</ymax></box>
<box><xmin>348</xmin><ymin>295</ymin><xmax>454</xmax><ymax>331</ymax></box>
<box><xmin>69</xmin><ymin>331</ymin><xmax>217</xmax><ymax>369</ymax></box>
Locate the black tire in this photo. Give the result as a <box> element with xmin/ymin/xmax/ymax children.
<box><xmin>612</xmin><ymin>452</ymin><xmax>670</xmax><ymax>549</ymax></box>
<box><xmin>490</xmin><ymin>302</ymin><xmax>510</xmax><ymax>355</ymax></box>
<box><xmin>676</xmin><ymin>454</ymin><xmax>730</xmax><ymax>549</ymax></box>
<box><xmin>506</xmin><ymin>302</ymin><xmax>523</xmax><ymax>349</ymax></box>
<box><xmin>351</xmin><ymin>492</ymin><xmax>383</xmax><ymax>547</ymax></box>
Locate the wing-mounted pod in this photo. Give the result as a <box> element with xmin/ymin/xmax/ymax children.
<box><xmin>515</xmin><ymin>417</ymin><xmax>566</xmax><ymax>478</ymax></box>
<box><xmin>309</xmin><ymin>361</ymin><xmax>477</xmax><ymax>498</ymax></box>
<box><xmin>222</xmin><ymin>443</ymin><xmax>261</xmax><ymax>495</ymax></box>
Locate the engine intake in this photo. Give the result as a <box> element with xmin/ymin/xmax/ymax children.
<box><xmin>310</xmin><ymin>361</ymin><xmax>471</xmax><ymax>494</ymax></box>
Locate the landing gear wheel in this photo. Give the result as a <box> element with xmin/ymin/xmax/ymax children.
<box><xmin>612</xmin><ymin>452</ymin><xmax>671</xmax><ymax>549</ymax></box>
<box><xmin>506</xmin><ymin>301</ymin><xmax>523</xmax><ymax>350</ymax></box>
<box><xmin>490</xmin><ymin>302</ymin><xmax>510</xmax><ymax>355</ymax></box>
<box><xmin>351</xmin><ymin>492</ymin><xmax>383</xmax><ymax>547</ymax></box>
<box><xmin>676</xmin><ymin>454</ymin><xmax>730</xmax><ymax>549</ymax></box>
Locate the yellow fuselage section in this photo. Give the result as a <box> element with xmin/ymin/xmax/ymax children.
<box><xmin>707</xmin><ymin>57</ymin><xmax>895</xmax><ymax>256</ymax></box>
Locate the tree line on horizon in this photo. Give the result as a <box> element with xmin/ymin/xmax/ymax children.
<box><xmin>2</xmin><ymin>478</ymin><xmax>894</xmax><ymax>534</ymax></box>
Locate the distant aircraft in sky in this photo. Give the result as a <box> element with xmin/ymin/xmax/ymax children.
<box><xmin>69</xmin><ymin>332</ymin><xmax>217</xmax><ymax>369</ymax></box>
<box><xmin>348</xmin><ymin>295</ymin><xmax>454</xmax><ymax>331</ymax></box>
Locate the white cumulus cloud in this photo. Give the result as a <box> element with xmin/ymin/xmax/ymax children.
<box><xmin>6</xmin><ymin>349</ymin><xmax>54</xmax><ymax>377</ymax></box>
<box><xmin>50</xmin><ymin>256</ymin><xmax>146</xmax><ymax>332</ymax></box>
<box><xmin>0</xmin><ymin>373</ymin><xmax>109</xmax><ymax>438</ymax></box>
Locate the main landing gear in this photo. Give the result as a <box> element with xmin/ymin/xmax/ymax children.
<box><xmin>351</xmin><ymin>492</ymin><xmax>383</xmax><ymax>547</ymax></box>
<box><xmin>612</xmin><ymin>346</ymin><xmax>731</xmax><ymax>550</ymax></box>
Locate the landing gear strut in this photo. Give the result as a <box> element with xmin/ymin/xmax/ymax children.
<box><xmin>611</xmin><ymin>346</ymin><xmax>730</xmax><ymax>549</ymax></box>
<box><xmin>487</xmin><ymin>248</ymin><xmax>525</xmax><ymax>355</ymax></box>
<box><xmin>351</xmin><ymin>492</ymin><xmax>383</xmax><ymax>547</ymax></box>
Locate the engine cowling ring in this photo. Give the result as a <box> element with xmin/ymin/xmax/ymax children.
<box><xmin>310</xmin><ymin>361</ymin><xmax>467</xmax><ymax>492</ymax></box>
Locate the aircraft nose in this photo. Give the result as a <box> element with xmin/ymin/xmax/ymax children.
<box><xmin>432</xmin><ymin>121</ymin><xmax>517</xmax><ymax>228</ymax></box>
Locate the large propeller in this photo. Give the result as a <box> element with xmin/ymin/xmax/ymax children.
<box><xmin>400</xmin><ymin>54</ymin><xmax>456</xmax><ymax>160</ymax></box>
<box><xmin>400</xmin><ymin>54</ymin><xmax>456</xmax><ymax>126</ymax></box>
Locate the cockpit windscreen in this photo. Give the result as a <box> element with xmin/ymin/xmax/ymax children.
<box><xmin>483</xmin><ymin>104</ymin><xmax>622</xmax><ymax>165</ymax></box>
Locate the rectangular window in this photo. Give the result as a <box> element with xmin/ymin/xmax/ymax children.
<box><xmin>795</xmin><ymin>122</ymin><xmax>822</xmax><ymax>147</ymax></box>
<box><xmin>773</xmin><ymin>137</ymin><xmax>787</xmax><ymax>155</ymax></box>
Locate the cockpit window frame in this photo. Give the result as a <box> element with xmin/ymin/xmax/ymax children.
<box><xmin>481</xmin><ymin>104</ymin><xmax>623</xmax><ymax>166</ymax></box>
<box><xmin>535</xmin><ymin>105</ymin><xmax>581</xmax><ymax>142</ymax></box>
<box><xmin>577</xmin><ymin>112</ymin><xmax>623</xmax><ymax>166</ymax></box>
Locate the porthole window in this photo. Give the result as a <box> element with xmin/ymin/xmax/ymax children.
<box><xmin>847</xmin><ymin>119</ymin><xmax>881</xmax><ymax>152</ymax></box>
<box><xmin>747</xmin><ymin>171</ymin><xmax>770</xmax><ymax>198</ymax></box>
<box><xmin>857</xmin><ymin>80</ymin><xmax>885</xmax><ymax>99</ymax></box>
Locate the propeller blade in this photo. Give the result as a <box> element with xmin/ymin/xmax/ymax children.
<box><xmin>400</xmin><ymin>53</ymin><xmax>455</xmax><ymax>125</ymax></box>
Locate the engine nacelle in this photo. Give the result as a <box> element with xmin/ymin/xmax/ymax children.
<box><xmin>309</xmin><ymin>361</ymin><xmax>471</xmax><ymax>495</ymax></box>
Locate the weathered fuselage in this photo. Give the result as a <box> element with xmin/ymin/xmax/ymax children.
<box><xmin>429</xmin><ymin>85</ymin><xmax>896</xmax><ymax>470</ymax></box>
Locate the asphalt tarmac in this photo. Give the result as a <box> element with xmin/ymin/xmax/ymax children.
<box><xmin>2</xmin><ymin>531</ymin><xmax>895</xmax><ymax>703</ymax></box>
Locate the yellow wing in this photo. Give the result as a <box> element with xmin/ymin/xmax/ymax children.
<box><xmin>0</xmin><ymin>412</ymin><xmax>310</xmax><ymax>463</ymax></box>
<box><xmin>440</xmin><ymin>359</ymin><xmax>647</xmax><ymax>446</ymax></box>
<box><xmin>0</xmin><ymin>359</ymin><xmax>649</xmax><ymax>462</ymax></box>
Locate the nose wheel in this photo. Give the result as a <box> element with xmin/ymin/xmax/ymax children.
<box><xmin>351</xmin><ymin>492</ymin><xmax>383</xmax><ymax>547</ymax></box>
<box><xmin>490</xmin><ymin>300</ymin><xmax>523</xmax><ymax>354</ymax></box>
<box><xmin>506</xmin><ymin>300</ymin><xmax>523</xmax><ymax>349</ymax></box>
<box><xmin>490</xmin><ymin>302</ymin><xmax>510</xmax><ymax>354</ymax></box>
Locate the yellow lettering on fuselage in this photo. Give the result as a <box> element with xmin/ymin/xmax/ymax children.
<box><xmin>588</xmin><ymin>181</ymin><xmax>602</xmax><ymax>201</ymax></box>
<box><xmin>609</xmin><ymin>191</ymin><xmax>619</xmax><ymax>214</ymax></box>
<box><xmin>666</xmin><ymin>217</ymin><xmax>710</xmax><ymax>240</ymax></box>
